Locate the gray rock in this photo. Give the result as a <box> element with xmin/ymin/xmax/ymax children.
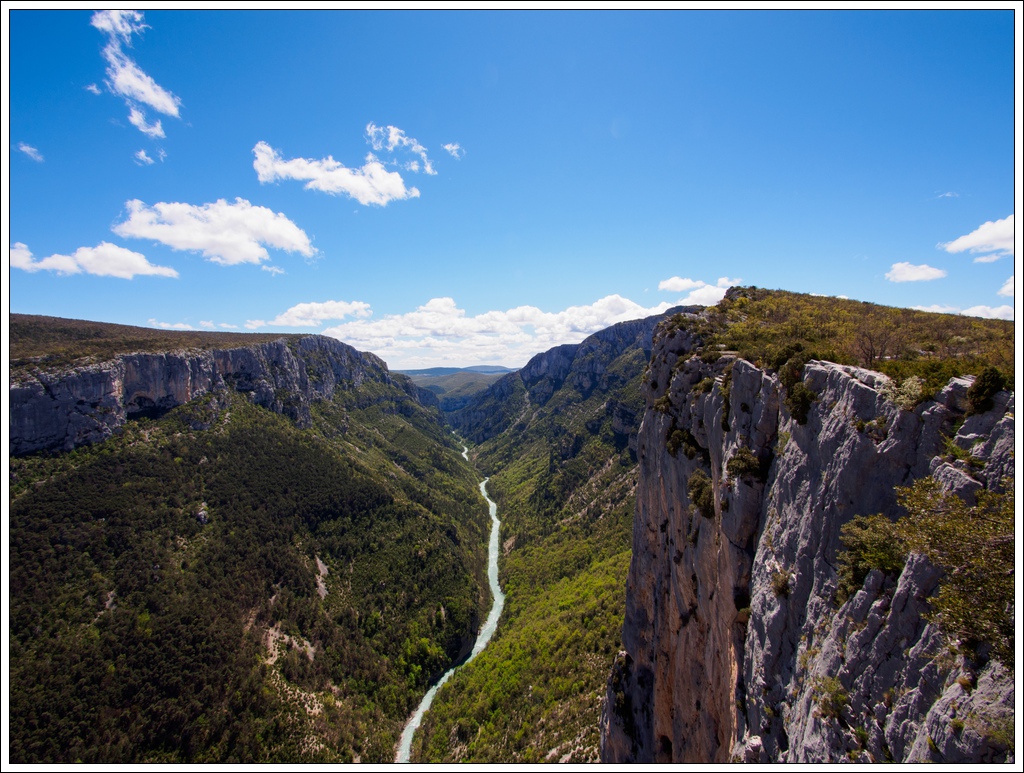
<box><xmin>602</xmin><ymin>318</ymin><xmax>1015</xmax><ymax>764</ymax></box>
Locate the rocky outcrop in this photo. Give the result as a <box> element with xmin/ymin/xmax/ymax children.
<box><xmin>601</xmin><ymin>317</ymin><xmax>1015</xmax><ymax>763</ymax></box>
<box><xmin>10</xmin><ymin>335</ymin><xmax>424</xmax><ymax>455</ymax></box>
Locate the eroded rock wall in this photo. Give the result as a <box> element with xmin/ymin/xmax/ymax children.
<box><xmin>10</xmin><ymin>336</ymin><xmax>402</xmax><ymax>455</ymax></box>
<box><xmin>601</xmin><ymin>318</ymin><xmax>1015</xmax><ymax>763</ymax></box>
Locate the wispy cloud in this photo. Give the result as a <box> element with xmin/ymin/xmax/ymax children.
<box><xmin>443</xmin><ymin>142</ymin><xmax>465</xmax><ymax>159</ymax></box>
<box><xmin>998</xmin><ymin>276</ymin><xmax>1014</xmax><ymax>297</ymax></box>
<box><xmin>885</xmin><ymin>262</ymin><xmax>947</xmax><ymax>282</ymax></box>
<box><xmin>112</xmin><ymin>198</ymin><xmax>315</xmax><ymax>266</ymax></box>
<box><xmin>10</xmin><ymin>241</ymin><xmax>178</xmax><ymax>279</ymax></box>
<box><xmin>261</xmin><ymin>265</ymin><xmax>285</xmax><ymax>276</ymax></box>
<box><xmin>85</xmin><ymin>83</ymin><xmax>102</xmax><ymax>95</ymax></box>
<box><xmin>366</xmin><ymin>122</ymin><xmax>436</xmax><ymax>175</ymax></box>
<box><xmin>253</xmin><ymin>141</ymin><xmax>419</xmax><ymax>206</ymax></box>
<box><xmin>91</xmin><ymin>10</ymin><xmax>182</xmax><ymax>138</ymax></box>
<box><xmin>939</xmin><ymin>215</ymin><xmax>1014</xmax><ymax>260</ymax></box>
<box><xmin>200</xmin><ymin>320</ymin><xmax>240</xmax><ymax>330</ymax></box>
<box><xmin>18</xmin><ymin>143</ymin><xmax>44</xmax><ymax>162</ymax></box>
<box><xmin>134</xmin><ymin>149</ymin><xmax>155</xmax><ymax>165</ymax></box>
<box><xmin>933</xmin><ymin>191</ymin><xmax>959</xmax><ymax>199</ymax></box>
<box><xmin>246</xmin><ymin>300</ymin><xmax>373</xmax><ymax>329</ymax></box>
<box><xmin>128</xmin><ymin>106</ymin><xmax>165</xmax><ymax>139</ymax></box>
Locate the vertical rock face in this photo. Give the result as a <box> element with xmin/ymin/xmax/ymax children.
<box><xmin>9</xmin><ymin>336</ymin><xmax>416</xmax><ymax>456</ymax></box>
<box><xmin>601</xmin><ymin>318</ymin><xmax>1015</xmax><ymax>763</ymax></box>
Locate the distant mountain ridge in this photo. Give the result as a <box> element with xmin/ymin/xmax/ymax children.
<box><xmin>395</xmin><ymin>365</ymin><xmax>516</xmax><ymax>377</ymax></box>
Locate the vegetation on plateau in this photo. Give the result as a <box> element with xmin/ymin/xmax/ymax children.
<box><xmin>10</xmin><ymin>313</ymin><xmax>302</xmax><ymax>377</ymax></box>
<box><xmin>662</xmin><ymin>287</ymin><xmax>1013</xmax><ymax>401</ymax></box>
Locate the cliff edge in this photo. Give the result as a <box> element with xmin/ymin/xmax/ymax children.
<box><xmin>601</xmin><ymin>313</ymin><xmax>1015</xmax><ymax>763</ymax></box>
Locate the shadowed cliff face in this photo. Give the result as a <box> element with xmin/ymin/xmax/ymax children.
<box><xmin>601</xmin><ymin>317</ymin><xmax>1015</xmax><ymax>764</ymax></box>
<box><xmin>9</xmin><ymin>335</ymin><xmax>431</xmax><ymax>455</ymax></box>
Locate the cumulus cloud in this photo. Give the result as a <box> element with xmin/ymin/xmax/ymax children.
<box><xmin>112</xmin><ymin>197</ymin><xmax>315</xmax><ymax>266</ymax></box>
<box><xmin>134</xmin><ymin>149</ymin><xmax>155</xmax><ymax>165</ymax></box>
<box><xmin>998</xmin><ymin>276</ymin><xmax>1014</xmax><ymax>297</ymax></box>
<box><xmin>10</xmin><ymin>241</ymin><xmax>178</xmax><ymax>279</ymax></box>
<box><xmin>912</xmin><ymin>303</ymin><xmax>1014</xmax><ymax>321</ymax></box>
<box><xmin>885</xmin><ymin>262</ymin><xmax>947</xmax><ymax>282</ymax></box>
<box><xmin>91</xmin><ymin>10</ymin><xmax>182</xmax><ymax>137</ymax></box>
<box><xmin>961</xmin><ymin>305</ymin><xmax>1014</xmax><ymax>320</ymax></box>
<box><xmin>253</xmin><ymin>141</ymin><xmax>419</xmax><ymax>206</ymax></box>
<box><xmin>443</xmin><ymin>142</ymin><xmax>465</xmax><ymax>159</ymax></box>
<box><xmin>246</xmin><ymin>300</ymin><xmax>373</xmax><ymax>329</ymax></box>
<box><xmin>939</xmin><ymin>215</ymin><xmax>1014</xmax><ymax>260</ymax></box>
<box><xmin>312</xmin><ymin>295</ymin><xmax>687</xmax><ymax>369</ymax></box>
<box><xmin>366</xmin><ymin>122</ymin><xmax>436</xmax><ymax>175</ymax></box>
<box><xmin>657</xmin><ymin>275</ymin><xmax>740</xmax><ymax>305</ymax></box>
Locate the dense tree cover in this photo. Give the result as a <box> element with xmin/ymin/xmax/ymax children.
<box><xmin>412</xmin><ymin>340</ymin><xmax>646</xmax><ymax>762</ymax></box>
<box><xmin>10</xmin><ymin>313</ymin><xmax>299</xmax><ymax>376</ymax></box>
<box><xmin>837</xmin><ymin>477</ymin><xmax>1014</xmax><ymax>671</ymax></box>
<box><xmin>9</xmin><ymin>383</ymin><xmax>489</xmax><ymax>763</ymax></box>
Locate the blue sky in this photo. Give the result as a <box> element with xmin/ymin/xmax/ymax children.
<box><xmin>6</xmin><ymin>9</ymin><xmax>1018</xmax><ymax>369</ymax></box>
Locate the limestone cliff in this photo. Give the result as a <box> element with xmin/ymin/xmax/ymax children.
<box><xmin>601</xmin><ymin>314</ymin><xmax>1015</xmax><ymax>763</ymax></box>
<box><xmin>10</xmin><ymin>335</ymin><xmax>432</xmax><ymax>456</ymax></box>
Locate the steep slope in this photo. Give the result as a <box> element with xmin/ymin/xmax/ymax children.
<box><xmin>412</xmin><ymin>309</ymin><xmax>687</xmax><ymax>762</ymax></box>
<box><xmin>601</xmin><ymin>291</ymin><xmax>1015</xmax><ymax>763</ymax></box>
<box><xmin>8</xmin><ymin>322</ymin><xmax>489</xmax><ymax>763</ymax></box>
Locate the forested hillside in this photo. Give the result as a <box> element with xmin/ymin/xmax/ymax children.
<box><xmin>8</xmin><ymin>325</ymin><xmax>489</xmax><ymax>763</ymax></box>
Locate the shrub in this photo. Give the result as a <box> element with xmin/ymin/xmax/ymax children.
<box><xmin>687</xmin><ymin>470</ymin><xmax>715</xmax><ymax>519</ymax></box>
<box><xmin>966</xmin><ymin>366</ymin><xmax>1006</xmax><ymax>416</ymax></box>
<box><xmin>771</xmin><ymin>569</ymin><xmax>790</xmax><ymax>598</ymax></box>
<box><xmin>835</xmin><ymin>515</ymin><xmax>905</xmax><ymax>604</ymax></box>
<box><xmin>785</xmin><ymin>382</ymin><xmax>816</xmax><ymax>425</ymax></box>
<box><xmin>811</xmin><ymin>675</ymin><xmax>848</xmax><ymax>720</ymax></box>
<box><xmin>726</xmin><ymin>446</ymin><xmax>764</xmax><ymax>482</ymax></box>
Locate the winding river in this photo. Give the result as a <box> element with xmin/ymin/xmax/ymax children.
<box><xmin>395</xmin><ymin>448</ymin><xmax>506</xmax><ymax>763</ymax></box>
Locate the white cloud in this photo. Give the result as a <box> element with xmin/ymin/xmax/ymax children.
<box><xmin>128</xmin><ymin>106</ymin><xmax>165</xmax><ymax>138</ymax></box>
<box><xmin>91</xmin><ymin>10</ymin><xmax>147</xmax><ymax>43</ymax></box>
<box><xmin>85</xmin><ymin>83</ymin><xmax>102</xmax><ymax>95</ymax></box>
<box><xmin>972</xmin><ymin>254</ymin><xmax>1004</xmax><ymax>264</ymax></box>
<box><xmin>939</xmin><ymin>215</ymin><xmax>1015</xmax><ymax>258</ymax></box>
<box><xmin>912</xmin><ymin>303</ymin><xmax>1014</xmax><ymax>321</ymax></box>
<box><xmin>313</xmin><ymin>294</ymin><xmax>693</xmax><ymax>369</ymax></box>
<box><xmin>912</xmin><ymin>304</ymin><xmax>960</xmax><ymax>315</ymax></box>
<box><xmin>200</xmin><ymin>320</ymin><xmax>215</xmax><ymax>329</ymax></box>
<box><xmin>246</xmin><ymin>299</ymin><xmax>373</xmax><ymax>330</ymax></box>
<box><xmin>18</xmin><ymin>143</ymin><xmax>43</xmax><ymax>162</ymax></box>
<box><xmin>934</xmin><ymin>191</ymin><xmax>959</xmax><ymax>199</ymax></box>
<box><xmin>261</xmin><ymin>265</ymin><xmax>285</xmax><ymax>276</ymax></box>
<box><xmin>657</xmin><ymin>275</ymin><xmax>740</xmax><ymax>305</ymax></box>
<box><xmin>253</xmin><ymin>141</ymin><xmax>419</xmax><ymax>206</ymax></box>
<box><xmin>148</xmin><ymin>318</ymin><xmax>194</xmax><ymax>330</ymax></box>
<box><xmin>112</xmin><ymin>197</ymin><xmax>315</xmax><ymax>266</ymax></box>
<box><xmin>885</xmin><ymin>262</ymin><xmax>947</xmax><ymax>282</ymax></box>
<box><xmin>443</xmin><ymin>142</ymin><xmax>465</xmax><ymax>159</ymax></box>
<box><xmin>961</xmin><ymin>305</ymin><xmax>1014</xmax><ymax>320</ymax></box>
<box><xmin>91</xmin><ymin>10</ymin><xmax>182</xmax><ymax>138</ymax></box>
<box><xmin>134</xmin><ymin>149</ymin><xmax>155</xmax><ymax>165</ymax></box>
<box><xmin>658</xmin><ymin>276</ymin><xmax>704</xmax><ymax>292</ymax></box>
<box><xmin>10</xmin><ymin>241</ymin><xmax>178</xmax><ymax>279</ymax></box>
<box><xmin>366</xmin><ymin>122</ymin><xmax>436</xmax><ymax>175</ymax></box>
<box><xmin>998</xmin><ymin>276</ymin><xmax>1014</xmax><ymax>297</ymax></box>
